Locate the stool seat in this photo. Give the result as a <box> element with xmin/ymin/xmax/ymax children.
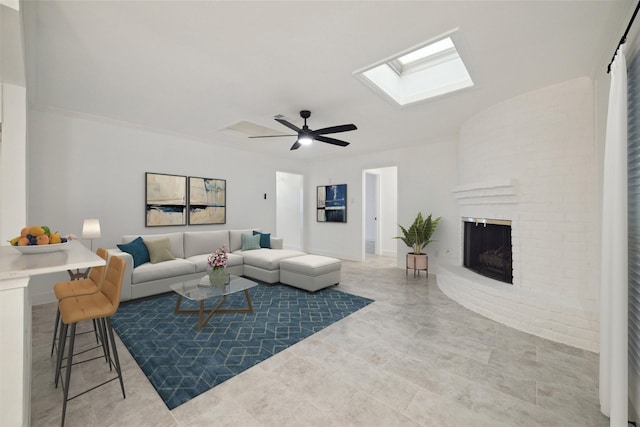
<box><xmin>54</xmin><ymin>247</ymin><xmax>107</xmax><ymax>299</ymax></box>
<box><xmin>59</xmin><ymin>293</ymin><xmax>115</xmax><ymax>324</ymax></box>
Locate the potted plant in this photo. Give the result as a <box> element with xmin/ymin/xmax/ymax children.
<box><xmin>395</xmin><ymin>212</ymin><xmax>441</xmax><ymax>275</ymax></box>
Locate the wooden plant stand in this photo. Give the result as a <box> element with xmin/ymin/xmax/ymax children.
<box><xmin>406</xmin><ymin>253</ymin><xmax>428</xmax><ymax>277</ymax></box>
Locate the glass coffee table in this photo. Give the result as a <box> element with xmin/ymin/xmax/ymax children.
<box><xmin>170</xmin><ymin>274</ymin><xmax>258</xmax><ymax>331</ymax></box>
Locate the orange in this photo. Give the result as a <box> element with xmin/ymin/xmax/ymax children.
<box><xmin>36</xmin><ymin>235</ymin><xmax>49</xmax><ymax>245</ymax></box>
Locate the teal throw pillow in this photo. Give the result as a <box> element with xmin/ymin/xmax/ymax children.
<box><xmin>117</xmin><ymin>236</ymin><xmax>150</xmax><ymax>268</ymax></box>
<box><xmin>241</xmin><ymin>233</ymin><xmax>261</xmax><ymax>251</ymax></box>
<box><xmin>253</xmin><ymin>230</ymin><xmax>271</xmax><ymax>249</ymax></box>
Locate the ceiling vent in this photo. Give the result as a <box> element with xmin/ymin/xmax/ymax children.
<box><xmin>220</xmin><ymin>120</ymin><xmax>289</xmax><ymax>138</ymax></box>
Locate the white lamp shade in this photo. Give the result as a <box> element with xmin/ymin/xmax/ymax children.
<box><xmin>82</xmin><ymin>219</ymin><xmax>101</xmax><ymax>239</ymax></box>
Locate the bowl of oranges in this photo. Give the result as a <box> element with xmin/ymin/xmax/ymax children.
<box><xmin>9</xmin><ymin>225</ymin><xmax>70</xmax><ymax>254</ymax></box>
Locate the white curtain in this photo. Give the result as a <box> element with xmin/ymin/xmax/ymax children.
<box><xmin>600</xmin><ymin>44</ymin><xmax>629</xmax><ymax>426</ymax></box>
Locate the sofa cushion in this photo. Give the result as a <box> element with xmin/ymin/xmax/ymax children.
<box><xmin>241</xmin><ymin>233</ymin><xmax>261</xmax><ymax>251</ymax></box>
<box><xmin>117</xmin><ymin>237</ymin><xmax>150</xmax><ymax>268</ymax></box>
<box><xmin>144</xmin><ymin>237</ymin><xmax>175</xmax><ymax>264</ymax></box>
<box><xmin>241</xmin><ymin>249</ymin><xmax>305</xmax><ymax>271</ymax></box>
<box><xmin>184</xmin><ymin>230</ymin><xmax>229</xmax><ymax>258</ymax></box>
<box><xmin>131</xmin><ymin>258</ymin><xmax>197</xmax><ymax>284</ymax></box>
<box><xmin>123</xmin><ymin>232</ymin><xmax>185</xmax><ymax>259</ymax></box>
<box><xmin>280</xmin><ymin>255</ymin><xmax>341</xmax><ymax>275</ymax></box>
<box><xmin>229</xmin><ymin>228</ymin><xmax>260</xmax><ymax>252</ymax></box>
<box><xmin>253</xmin><ymin>230</ymin><xmax>271</xmax><ymax>249</ymax></box>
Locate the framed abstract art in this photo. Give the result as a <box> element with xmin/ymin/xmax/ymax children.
<box><xmin>145</xmin><ymin>172</ymin><xmax>187</xmax><ymax>226</ymax></box>
<box><xmin>188</xmin><ymin>176</ymin><xmax>226</xmax><ymax>225</ymax></box>
<box><xmin>317</xmin><ymin>184</ymin><xmax>347</xmax><ymax>223</ymax></box>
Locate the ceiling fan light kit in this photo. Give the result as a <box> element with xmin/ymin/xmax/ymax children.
<box><xmin>251</xmin><ymin>110</ymin><xmax>357</xmax><ymax>150</ymax></box>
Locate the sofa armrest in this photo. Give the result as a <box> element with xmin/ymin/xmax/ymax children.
<box><xmin>107</xmin><ymin>248</ymin><xmax>134</xmax><ymax>301</ymax></box>
<box><xmin>270</xmin><ymin>237</ymin><xmax>283</xmax><ymax>250</ymax></box>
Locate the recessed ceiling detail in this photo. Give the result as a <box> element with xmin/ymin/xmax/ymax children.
<box><xmin>220</xmin><ymin>120</ymin><xmax>289</xmax><ymax>138</ymax></box>
<box><xmin>354</xmin><ymin>33</ymin><xmax>473</xmax><ymax>107</ymax></box>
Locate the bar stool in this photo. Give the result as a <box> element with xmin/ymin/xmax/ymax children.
<box><xmin>55</xmin><ymin>255</ymin><xmax>126</xmax><ymax>427</ymax></box>
<box><xmin>50</xmin><ymin>248</ymin><xmax>108</xmax><ymax>357</ymax></box>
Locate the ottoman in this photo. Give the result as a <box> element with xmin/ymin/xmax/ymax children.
<box><xmin>279</xmin><ymin>254</ymin><xmax>341</xmax><ymax>292</ymax></box>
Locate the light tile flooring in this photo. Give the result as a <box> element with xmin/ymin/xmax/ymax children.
<box><xmin>30</xmin><ymin>255</ymin><xmax>607</xmax><ymax>426</ymax></box>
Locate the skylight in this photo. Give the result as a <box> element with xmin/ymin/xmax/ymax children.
<box><xmin>354</xmin><ymin>35</ymin><xmax>473</xmax><ymax>107</ymax></box>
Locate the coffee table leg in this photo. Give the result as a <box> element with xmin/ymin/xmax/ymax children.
<box><xmin>174</xmin><ymin>295</ymin><xmax>183</xmax><ymax>314</ymax></box>
<box><xmin>244</xmin><ymin>289</ymin><xmax>254</xmax><ymax>312</ymax></box>
<box><xmin>175</xmin><ymin>289</ymin><xmax>254</xmax><ymax>332</ymax></box>
<box><xmin>197</xmin><ymin>296</ymin><xmax>227</xmax><ymax>331</ymax></box>
<box><xmin>197</xmin><ymin>300</ymin><xmax>205</xmax><ymax>331</ymax></box>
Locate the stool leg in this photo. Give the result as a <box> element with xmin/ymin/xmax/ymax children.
<box><xmin>51</xmin><ymin>308</ymin><xmax>61</xmax><ymax>357</ymax></box>
<box><xmin>61</xmin><ymin>323</ymin><xmax>76</xmax><ymax>427</ymax></box>
<box><xmin>93</xmin><ymin>319</ymin><xmax>100</xmax><ymax>344</ymax></box>
<box><xmin>106</xmin><ymin>318</ymin><xmax>126</xmax><ymax>398</ymax></box>
<box><xmin>54</xmin><ymin>322</ymin><xmax>68</xmax><ymax>387</ymax></box>
<box><xmin>98</xmin><ymin>318</ymin><xmax>111</xmax><ymax>368</ymax></box>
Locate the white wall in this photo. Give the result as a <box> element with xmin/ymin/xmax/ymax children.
<box><xmin>27</xmin><ymin>108</ymin><xmax>306</xmax><ymax>249</ymax></box>
<box><xmin>0</xmin><ymin>4</ymin><xmax>26</xmax><ymax>245</ymax></box>
<box><xmin>0</xmin><ymin>83</ymin><xmax>26</xmax><ymax>244</ymax></box>
<box><xmin>306</xmin><ymin>139</ymin><xmax>458</xmax><ymax>271</ymax></box>
<box><xmin>26</xmin><ymin>108</ymin><xmax>306</xmax><ymax>300</ymax></box>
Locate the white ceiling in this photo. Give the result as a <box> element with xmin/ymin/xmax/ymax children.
<box><xmin>22</xmin><ymin>1</ymin><xmax>631</xmax><ymax>161</ymax></box>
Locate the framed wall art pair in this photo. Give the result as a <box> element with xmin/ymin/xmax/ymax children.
<box><xmin>145</xmin><ymin>172</ymin><xmax>226</xmax><ymax>227</ymax></box>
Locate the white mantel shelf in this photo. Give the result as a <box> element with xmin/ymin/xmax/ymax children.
<box><xmin>452</xmin><ymin>179</ymin><xmax>518</xmax><ymax>205</ymax></box>
<box><xmin>0</xmin><ymin>240</ymin><xmax>105</xmax><ymax>426</ymax></box>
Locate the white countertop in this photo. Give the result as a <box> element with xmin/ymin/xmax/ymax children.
<box><xmin>0</xmin><ymin>240</ymin><xmax>105</xmax><ymax>282</ymax></box>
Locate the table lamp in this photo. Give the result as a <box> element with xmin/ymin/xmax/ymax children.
<box><xmin>82</xmin><ymin>218</ymin><xmax>101</xmax><ymax>251</ymax></box>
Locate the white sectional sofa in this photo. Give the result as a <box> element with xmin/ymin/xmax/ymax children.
<box><xmin>108</xmin><ymin>228</ymin><xmax>306</xmax><ymax>301</ymax></box>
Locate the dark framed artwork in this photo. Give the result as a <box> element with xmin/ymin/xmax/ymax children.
<box><xmin>145</xmin><ymin>172</ymin><xmax>187</xmax><ymax>226</ymax></box>
<box><xmin>317</xmin><ymin>184</ymin><xmax>347</xmax><ymax>223</ymax></box>
<box><xmin>188</xmin><ymin>177</ymin><xmax>226</xmax><ymax>225</ymax></box>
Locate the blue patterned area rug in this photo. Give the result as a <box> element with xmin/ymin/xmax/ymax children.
<box><xmin>111</xmin><ymin>284</ymin><xmax>373</xmax><ymax>409</ymax></box>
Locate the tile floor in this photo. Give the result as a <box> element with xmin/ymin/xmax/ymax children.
<box><xmin>30</xmin><ymin>255</ymin><xmax>607</xmax><ymax>426</ymax></box>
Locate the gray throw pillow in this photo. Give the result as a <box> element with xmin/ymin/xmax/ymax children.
<box><xmin>144</xmin><ymin>238</ymin><xmax>176</xmax><ymax>264</ymax></box>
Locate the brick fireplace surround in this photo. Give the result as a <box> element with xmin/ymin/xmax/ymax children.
<box><xmin>437</xmin><ymin>77</ymin><xmax>599</xmax><ymax>352</ymax></box>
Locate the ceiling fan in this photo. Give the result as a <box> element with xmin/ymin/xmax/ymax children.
<box><xmin>250</xmin><ymin>110</ymin><xmax>357</xmax><ymax>150</ymax></box>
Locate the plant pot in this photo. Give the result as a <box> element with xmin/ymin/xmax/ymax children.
<box><xmin>406</xmin><ymin>253</ymin><xmax>428</xmax><ymax>276</ymax></box>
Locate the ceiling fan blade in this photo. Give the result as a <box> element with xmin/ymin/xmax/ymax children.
<box><xmin>249</xmin><ymin>134</ymin><xmax>296</xmax><ymax>139</ymax></box>
<box><xmin>315</xmin><ymin>135</ymin><xmax>350</xmax><ymax>147</ymax></box>
<box><xmin>275</xmin><ymin>117</ymin><xmax>302</xmax><ymax>133</ymax></box>
<box><xmin>290</xmin><ymin>141</ymin><xmax>302</xmax><ymax>150</ymax></box>
<box><xmin>313</xmin><ymin>124</ymin><xmax>357</xmax><ymax>135</ymax></box>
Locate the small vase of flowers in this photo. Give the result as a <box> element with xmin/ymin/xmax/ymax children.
<box><xmin>207</xmin><ymin>245</ymin><xmax>229</xmax><ymax>287</ymax></box>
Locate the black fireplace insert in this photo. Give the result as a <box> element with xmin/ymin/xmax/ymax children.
<box><xmin>463</xmin><ymin>220</ymin><xmax>513</xmax><ymax>284</ymax></box>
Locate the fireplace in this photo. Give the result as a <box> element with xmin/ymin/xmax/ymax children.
<box><xmin>463</xmin><ymin>218</ymin><xmax>513</xmax><ymax>284</ymax></box>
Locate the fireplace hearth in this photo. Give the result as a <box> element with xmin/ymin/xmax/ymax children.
<box><xmin>463</xmin><ymin>218</ymin><xmax>513</xmax><ymax>284</ymax></box>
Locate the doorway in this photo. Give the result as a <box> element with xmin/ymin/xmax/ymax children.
<box><xmin>362</xmin><ymin>166</ymin><xmax>398</xmax><ymax>261</ymax></box>
<box><xmin>365</xmin><ymin>172</ymin><xmax>379</xmax><ymax>255</ymax></box>
<box><xmin>276</xmin><ymin>171</ymin><xmax>303</xmax><ymax>251</ymax></box>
